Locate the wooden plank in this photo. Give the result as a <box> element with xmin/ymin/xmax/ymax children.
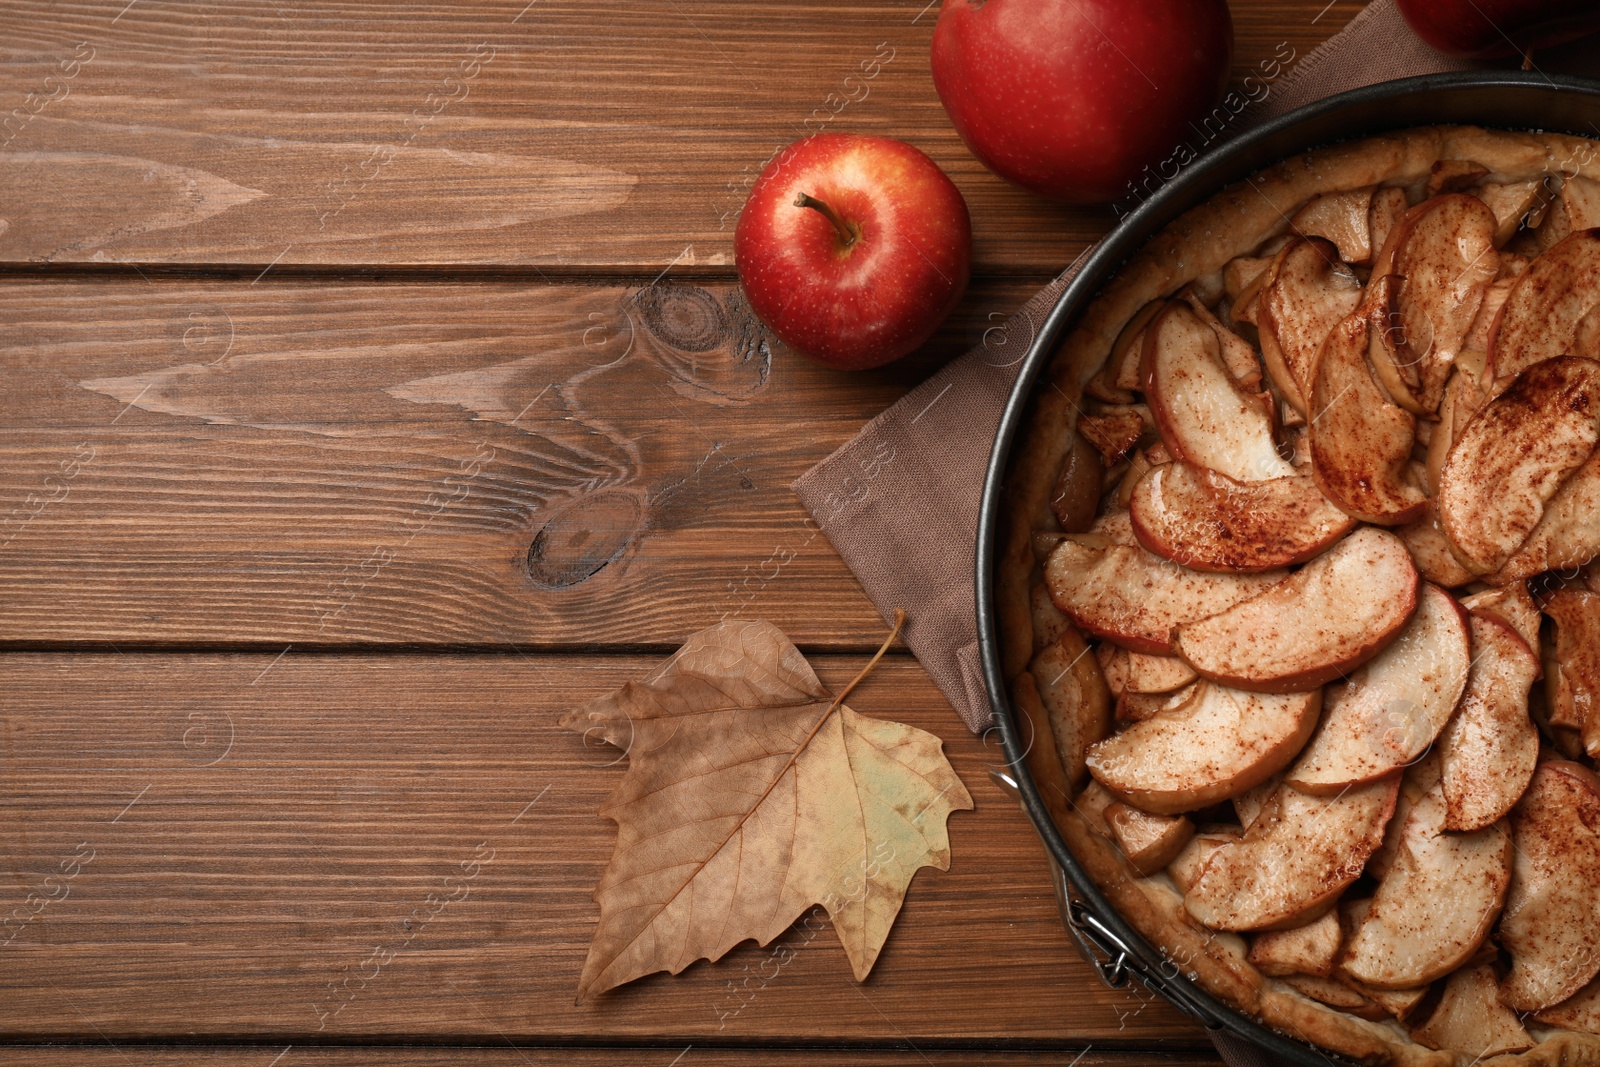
<box><xmin>0</xmin><ymin>651</ymin><xmax>1208</xmax><ymax>1045</ymax></box>
<box><xmin>0</xmin><ymin>274</ymin><xmax>1049</xmax><ymax>650</ymax></box>
<box><xmin>0</xmin><ymin>1048</ymin><xmax>1227</xmax><ymax>1066</ymax></box>
<box><xmin>0</xmin><ymin>0</ymin><xmax>1360</xmax><ymax>273</ymax></box>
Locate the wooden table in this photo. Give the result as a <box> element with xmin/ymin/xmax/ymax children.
<box><xmin>0</xmin><ymin>1</ymin><xmax>1360</xmax><ymax>1062</ymax></box>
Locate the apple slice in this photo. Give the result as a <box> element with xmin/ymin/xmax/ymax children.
<box><xmin>1128</xmin><ymin>462</ymin><xmax>1354</xmax><ymax>575</ymax></box>
<box><xmin>1397</xmin><ymin>502</ymin><xmax>1475</xmax><ymax>589</ymax></box>
<box><xmin>1540</xmin><ymin>591</ymin><xmax>1600</xmax><ymax>744</ymax></box>
<box><xmin>1370</xmin><ymin>194</ymin><xmax>1500</xmax><ymax>415</ymax></box>
<box><xmin>1424</xmin><ymin>159</ymin><xmax>1490</xmax><ymax>197</ymax></box>
<box><xmin>1284</xmin><ymin>584</ymin><xmax>1470</xmax><ymax>793</ymax></box>
<box><xmin>1231</xmin><ymin>774</ymin><xmax>1278</xmax><ymax>831</ymax></box>
<box><xmin>1499</xmin><ymin>248</ymin><xmax>1532</xmax><ymax>280</ymax></box>
<box><xmin>1367</xmin><ymin>278</ymin><xmax>1432</xmax><ymax>417</ymax></box>
<box><xmin>1490</xmin><ymin>446</ymin><xmax>1600</xmax><ymax>584</ymax></box>
<box><xmin>1094</xmin><ymin>643</ymin><xmax>1129</xmax><ymax>698</ymax></box>
<box><xmin>1339</xmin><ymin>784</ymin><xmax>1512</xmax><ymax>989</ymax></box>
<box><xmin>1248</xmin><ymin>909</ymin><xmax>1342</xmax><ymax>977</ymax></box>
<box><xmin>1536</xmin><ymin>684</ymin><xmax>1587</xmax><ymax>762</ymax></box>
<box><xmin>1347</xmin><ymin>980</ymin><xmax>1429</xmax><ymax>1024</ymax></box>
<box><xmin>1282</xmin><ymin>974</ymin><xmax>1384</xmax><ymax>1019</ymax></box>
<box><xmin>1535</xmin><ymin>975</ymin><xmax>1600</xmax><ymax>1035</ymax></box>
<box><xmin>1043</xmin><ymin>537</ymin><xmax>1283</xmax><ymax>655</ymax></box>
<box><xmin>1488</xmin><ymin>228</ymin><xmax>1600</xmax><ymax>389</ymax></box>
<box><xmin>1178</xmin><ymin>289</ymin><xmax>1262</xmax><ymax>390</ymax></box>
<box><xmin>1291</xmin><ymin>186</ymin><xmax>1377</xmax><ymax>264</ymax></box>
<box><xmin>1077</xmin><ymin>410</ymin><xmax>1146</xmax><ymax>467</ymax></box>
<box><xmin>1530</xmin><ymin>175</ymin><xmax>1600</xmax><ymax>255</ymax></box>
<box><xmin>1367</xmin><ymin>752</ymin><xmax>1441</xmax><ymax>881</ymax></box>
<box><xmin>1231</xmin><ymin>271</ymin><xmax>1275</xmax><ymax>329</ymax></box>
<box><xmin>1032</xmin><ymin>630</ymin><xmax>1111</xmax><ymax>790</ymax></box>
<box><xmin>1437</xmin><ymin>614</ymin><xmax>1539</xmax><ymax>832</ymax></box>
<box><xmin>1108</xmin><ymin>300</ymin><xmax>1166</xmax><ymax>394</ymax></box>
<box><xmin>1050</xmin><ymin>429</ymin><xmax>1102</xmax><ymax>533</ymax></box>
<box><xmin>1183</xmin><ymin>777</ymin><xmax>1398</xmax><ymax>931</ymax></box>
<box><xmin>1029</xmin><ymin>578</ymin><xmax>1071</xmax><ymax>655</ymax></box>
<box><xmin>1294</xmin><ymin>975</ymin><xmax>1424</xmax><ymax>1024</ymax></box>
<box><xmin>1088</xmin><ymin>300</ymin><xmax>1163</xmax><ymax>403</ymax></box>
<box><xmin>1074</xmin><ymin>778</ymin><xmax>1118</xmax><ymax>837</ymax></box>
<box><xmin>1460</xmin><ymin>583</ymin><xmax>1540</xmax><ymax>653</ymax></box>
<box><xmin>1426</xmin><ymin>371</ymin><xmax>1491</xmax><ymax>496</ymax></box>
<box><xmin>1411</xmin><ymin>964</ymin><xmax>1534</xmax><ymax>1059</ymax></box>
<box><xmin>1116</xmin><ymin>682</ymin><xmax>1198</xmax><ymax>724</ymax></box>
<box><xmin>1498</xmin><ymin>760</ymin><xmax>1600</xmax><ymax>1012</ymax></box>
<box><xmin>1167</xmin><ymin>830</ymin><xmax>1238</xmax><ymax>894</ymax></box>
<box><xmin>1367</xmin><ymin>187</ymin><xmax>1409</xmax><ymax>265</ymax></box>
<box><xmin>1457</xmin><ymin>264</ymin><xmax>1523</xmax><ymax>403</ymax></box>
<box><xmin>1110</xmin><ymin>448</ymin><xmax>1157</xmax><ymax>511</ymax></box>
<box><xmin>1223</xmin><ymin>255</ymin><xmax>1273</xmax><ymax>306</ymax></box>
<box><xmin>1475</xmin><ymin>178</ymin><xmax>1545</xmax><ymax>246</ymax></box>
<box><xmin>1458</xmin><ymin>272</ymin><xmax>1519</xmax><ymax>381</ymax></box>
<box><xmin>1085</xmin><ymin>681</ymin><xmax>1319</xmax><ymax>816</ymax></box>
<box><xmin>1100</xmin><ymin>458</ymin><xmax>1130</xmax><ymax>496</ymax></box>
<box><xmin>1175</xmin><ymin>527</ymin><xmax>1419</xmax><ymax>693</ymax></box>
<box><xmin>1438</xmin><ymin>355</ymin><xmax>1600</xmax><ymax>575</ymax></box>
<box><xmin>1337</xmin><ymin>897</ymin><xmax>1371</xmax><ymax>939</ymax></box>
<box><xmin>1124</xmin><ymin>651</ymin><xmax>1196</xmax><ymax>694</ymax></box>
<box><xmin>1031</xmin><ymin>530</ymin><xmax>1068</xmax><ymax>563</ymax></box>
<box><xmin>1309</xmin><ymin>297</ymin><xmax>1427</xmax><ymax>524</ymax></box>
<box><xmin>1105</xmin><ymin>802</ymin><xmax>1194</xmax><ymax>875</ymax></box>
<box><xmin>1564</xmin><ymin>174</ymin><xmax>1600</xmax><ymax>228</ymax></box>
<box><xmin>1142</xmin><ymin>301</ymin><xmax>1295</xmax><ymax>483</ymax></box>
<box><xmin>1084</xmin><ymin>502</ymin><xmax>1158</xmax><ymax>550</ymax></box>
<box><xmin>1523</xmin><ymin>176</ymin><xmax>1558</xmax><ymax>233</ymax></box>
<box><xmin>1255</xmin><ymin>237</ymin><xmax>1363</xmax><ymax>415</ymax></box>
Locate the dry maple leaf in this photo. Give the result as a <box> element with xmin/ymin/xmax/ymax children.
<box><xmin>560</xmin><ymin>613</ymin><xmax>973</xmax><ymax>1000</ymax></box>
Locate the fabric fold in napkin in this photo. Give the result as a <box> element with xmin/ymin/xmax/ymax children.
<box><xmin>795</xmin><ymin>0</ymin><xmax>1591</xmax><ymax>735</ymax></box>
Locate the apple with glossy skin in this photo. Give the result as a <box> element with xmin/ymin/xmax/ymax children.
<box><xmin>930</xmin><ymin>0</ymin><xmax>1233</xmax><ymax>204</ymax></box>
<box><xmin>1396</xmin><ymin>0</ymin><xmax>1600</xmax><ymax>59</ymax></box>
<box><xmin>733</xmin><ymin>133</ymin><xmax>971</xmax><ymax>371</ymax></box>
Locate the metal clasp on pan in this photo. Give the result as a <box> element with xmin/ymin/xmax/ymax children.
<box><xmin>1060</xmin><ymin>865</ymin><xmax>1132</xmax><ymax>988</ymax></box>
<box><xmin>990</xmin><ymin>769</ymin><xmax>1226</xmax><ymax>1029</ymax></box>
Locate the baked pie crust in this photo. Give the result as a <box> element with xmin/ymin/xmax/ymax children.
<box><xmin>998</xmin><ymin>126</ymin><xmax>1600</xmax><ymax>1066</ymax></box>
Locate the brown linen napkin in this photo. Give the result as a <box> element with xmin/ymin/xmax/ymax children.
<box><xmin>797</xmin><ymin>0</ymin><xmax>1568</xmax><ymax>736</ymax></box>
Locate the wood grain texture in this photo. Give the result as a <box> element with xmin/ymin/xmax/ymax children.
<box><xmin>0</xmin><ymin>1050</ymin><xmax>1227</xmax><ymax>1066</ymax></box>
<box><xmin>0</xmin><ymin>0</ymin><xmax>1364</xmax><ymax>273</ymax></box>
<box><xmin>0</xmin><ymin>651</ymin><xmax>1206</xmax><ymax>1045</ymax></box>
<box><xmin>0</xmin><ymin>275</ymin><xmax>1041</xmax><ymax>651</ymax></box>
<box><xmin>0</xmin><ymin>0</ymin><xmax>1370</xmax><ymax>1057</ymax></box>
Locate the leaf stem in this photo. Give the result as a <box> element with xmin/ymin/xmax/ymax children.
<box><xmin>829</xmin><ymin>608</ymin><xmax>905</xmax><ymax>711</ymax></box>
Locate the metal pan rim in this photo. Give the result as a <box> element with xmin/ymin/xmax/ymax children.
<box><xmin>974</xmin><ymin>69</ymin><xmax>1600</xmax><ymax>1066</ymax></box>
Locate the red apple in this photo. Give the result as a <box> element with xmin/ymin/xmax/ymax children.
<box><xmin>1396</xmin><ymin>0</ymin><xmax>1600</xmax><ymax>59</ymax></box>
<box><xmin>931</xmin><ymin>0</ymin><xmax>1233</xmax><ymax>205</ymax></box>
<box><xmin>733</xmin><ymin>133</ymin><xmax>972</xmax><ymax>371</ymax></box>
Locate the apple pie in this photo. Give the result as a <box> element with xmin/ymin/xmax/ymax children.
<box><xmin>998</xmin><ymin>125</ymin><xmax>1600</xmax><ymax>1066</ymax></box>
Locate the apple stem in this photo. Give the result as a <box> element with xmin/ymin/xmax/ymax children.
<box><xmin>794</xmin><ymin>192</ymin><xmax>858</xmax><ymax>247</ymax></box>
<box><xmin>1522</xmin><ymin>48</ymin><xmax>1534</xmax><ymax>71</ymax></box>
